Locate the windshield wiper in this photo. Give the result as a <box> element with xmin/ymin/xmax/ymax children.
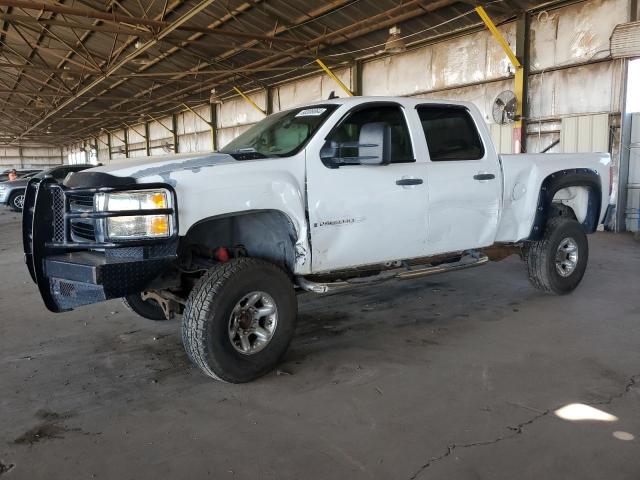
<box><xmin>229</xmin><ymin>147</ymin><xmax>258</xmax><ymax>153</ymax></box>
<box><xmin>223</xmin><ymin>147</ymin><xmax>270</xmax><ymax>159</ymax></box>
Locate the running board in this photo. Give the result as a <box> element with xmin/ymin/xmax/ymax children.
<box><xmin>296</xmin><ymin>251</ymin><xmax>489</xmax><ymax>294</ymax></box>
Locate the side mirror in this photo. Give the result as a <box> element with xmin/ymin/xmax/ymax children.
<box><xmin>320</xmin><ymin>122</ymin><xmax>391</xmax><ymax>168</ymax></box>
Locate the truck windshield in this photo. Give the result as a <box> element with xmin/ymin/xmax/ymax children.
<box><xmin>221</xmin><ymin>105</ymin><xmax>337</xmax><ymax>159</ymax></box>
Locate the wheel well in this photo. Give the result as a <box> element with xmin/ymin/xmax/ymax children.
<box><xmin>529</xmin><ymin>169</ymin><xmax>601</xmax><ymax>240</ymax></box>
<box><xmin>9</xmin><ymin>189</ymin><xmax>24</xmax><ymax>199</ymax></box>
<box><xmin>551</xmin><ymin>186</ymin><xmax>590</xmax><ymax>223</ymax></box>
<box><xmin>181</xmin><ymin>210</ymin><xmax>298</xmax><ymax>273</ymax></box>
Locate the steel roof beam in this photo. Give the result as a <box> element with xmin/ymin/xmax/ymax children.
<box><xmin>0</xmin><ymin>0</ymin><xmax>308</xmax><ymax>44</ymax></box>
<box><xmin>122</xmin><ymin>0</ymin><xmax>459</xmax><ymax>111</ymax></box>
<box><xmin>80</xmin><ymin>0</ymin><xmax>357</xmax><ymax>117</ymax></box>
<box><xmin>9</xmin><ymin>0</ymin><xmax>219</xmax><ymax>142</ymax></box>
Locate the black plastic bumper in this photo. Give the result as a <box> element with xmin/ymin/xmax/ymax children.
<box><xmin>22</xmin><ymin>177</ymin><xmax>178</xmax><ymax>312</ymax></box>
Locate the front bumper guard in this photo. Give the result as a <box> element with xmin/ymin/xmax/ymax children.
<box><xmin>22</xmin><ymin>177</ymin><xmax>178</xmax><ymax>312</ymax></box>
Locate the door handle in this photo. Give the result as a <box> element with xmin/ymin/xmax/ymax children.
<box><xmin>396</xmin><ymin>178</ymin><xmax>423</xmax><ymax>186</ymax></box>
<box><xmin>473</xmin><ymin>173</ymin><xmax>495</xmax><ymax>181</ymax></box>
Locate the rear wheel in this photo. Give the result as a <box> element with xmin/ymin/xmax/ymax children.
<box><xmin>8</xmin><ymin>191</ymin><xmax>25</xmax><ymax>212</ymax></box>
<box><xmin>181</xmin><ymin>258</ymin><xmax>297</xmax><ymax>383</ymax></box>
<box><xmin>525</xmin><ymin>216</ymin><xmax>589</xmax><ymax>295</ymax></box>
<box><xmin>123</xmin><ymin>293</ymin><xmax>168</xmax><ymax>321</ymax></box>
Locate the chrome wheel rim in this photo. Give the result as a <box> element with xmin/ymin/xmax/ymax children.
<box><xmin>555</xmin><ymin>237</ymin><xmax>579</xmax><ymax>277</ymax></box>
<box><xmin>228</xmin><ymin>291</ymin><xmax>278</xmax><ymax>355</ymax></box>
<box><xmin>14</xmin><ymin>194</ymin><xmax>24</xmax><ymax>209</ymax></box>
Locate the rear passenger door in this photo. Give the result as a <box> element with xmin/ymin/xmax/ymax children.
<box><xmin>416</xmin><ymin>105</ymin><xmax>502</xmax><ymax>254</ymax></box>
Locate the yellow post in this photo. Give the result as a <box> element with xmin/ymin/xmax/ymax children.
<box><xmin>475</xmin><ymin>6</ymin><xmax>524</xmax><ymax>153</ymax></box>
<box><xmin>233</xmin><ymin>86</ymin><xmax>267</xmax><ymax>115</ymax></box>
<box><xmin>475</xmin><ymin>7</ymin><xmax>521</xmax><ymax>68</ymax></box>
<box><xmin>315</xmin><ymin>58</ymin><xmax>353</xmax><ymax>97</ymax></box>
<box><xmin>181</xmin><ymin>102</ymin><xmax>212</xmax><ymax>126</ymax></box>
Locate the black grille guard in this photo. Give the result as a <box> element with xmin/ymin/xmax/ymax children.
<box><xmin>23</xmin><ymin>177</ymin><xmax>179</xmax><ymax>312</ymax></box>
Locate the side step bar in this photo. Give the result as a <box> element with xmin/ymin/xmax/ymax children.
<box><xmin>296</xmin><ymin>251</ymin><xmax>489</xmax><ymax>294</ymax></box>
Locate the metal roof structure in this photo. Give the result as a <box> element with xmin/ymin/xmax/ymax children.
<box><xmin>0</xmin><ymin>0</ymin><xmax>555</xmax><ymax>146</ymax></box>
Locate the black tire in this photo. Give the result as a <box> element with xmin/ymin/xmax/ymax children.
<box><xmin>8</xmin><ymin>190</ymin><xmax>25</xmax><ymax>212</ymax></box>
<box><xmin>525</xmin><ymin>216</ymin><xmax>589</xmax><ymax>295</ymax></box>
<box><xmin>181</xmin><ymin>258</ymin><xmax>297</xmax><ymax>383</ymax></box>
<box><xmin>123</xmin><ymin>293</ymin><xmax>168</xmax><ymax>321</ymax></box>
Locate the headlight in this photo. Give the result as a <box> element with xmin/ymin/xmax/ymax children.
<box><xmin>95</xmin><ymin>190</ymin><xmax>170</xmax><ymax>211</ymax></box>
<box><xmin>94</xmin><ymin>189</ymin><xmax>174</xmax><ymax>240</ymax></box>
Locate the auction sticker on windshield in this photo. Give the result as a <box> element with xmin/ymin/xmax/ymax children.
<box><xmin>295</xmin><ymin>108</ymin><xmax>327</xmax><ymax>117</ymax></box>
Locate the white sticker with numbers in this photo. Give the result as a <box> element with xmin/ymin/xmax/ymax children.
<box><xmin>295</xmin><ymin>108</ymin><xmax>327</xmax><ymax>117</ymax></box>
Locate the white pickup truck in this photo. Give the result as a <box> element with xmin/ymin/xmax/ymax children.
<box><xmin>23</xmin><ymin>96</ymin><xmax>611</xmax><ymax>382</ymax></box>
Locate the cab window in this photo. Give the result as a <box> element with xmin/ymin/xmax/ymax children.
<box><xmin>326</xmin><ymin>105</ymin><xmax>414</xmax><ymax>163</ymax></box>
<box><xmin>417</xmin><ymin>106</ymin><xmax>484</xmax><ymax>161</ymax></box>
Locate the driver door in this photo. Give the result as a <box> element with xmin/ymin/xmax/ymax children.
<box><xmin>306</xmin><ymin>103</ymin><xmax>429</xmax><ymax>272</ymax></box>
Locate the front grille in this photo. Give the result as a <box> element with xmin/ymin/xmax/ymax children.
<box><xmin>71</xmin><ymin>221</ymin><xmax>96</xmax><ymax>241</ymax></box>
<box><xmin>50</xmin><ymin>277</ymin><xmax>106</xmax><ymax>309</ymax></box>
<box><xmin>67</xmin><ymin>192</ymin><xmax>97</xmax><ymax>242</ymax></box>
<box><xmin>51</xmin><ymin>187</ymin><xmax>65</xmax><ymax>242</ymax></box>
<box><xmin>67</xmin><ymin>192</ymin><xmax>94</xmax><ymax>211</ymax></box>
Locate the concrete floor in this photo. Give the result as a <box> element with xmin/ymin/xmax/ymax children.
<box><xmin>0</xmin><ymin>209</ymin><xmax>639</xmax><ymax>480</ymax></box>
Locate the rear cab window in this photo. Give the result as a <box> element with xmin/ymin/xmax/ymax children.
<box><xmin>416</xmin><ymin>105</ymin><xmax>484</xmax><ymax>161</ymax></box>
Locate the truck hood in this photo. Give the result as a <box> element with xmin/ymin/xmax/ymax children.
<box><xmin>90</xmin><ymin>152</ymin><xmax>237</xmax><ymax>182</ymax></box>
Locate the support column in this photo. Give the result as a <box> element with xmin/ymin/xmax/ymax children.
<box><xmin>613</xmin><ymin>0</ymin><xmax>638</xmax><ymax>231</ymax></box>
<box><xmin>265</xmin><ymin>86</ymin><xmax>273</xmax><ymax>115</ymax></box>
<box><xmin>514</xmin><ymin>12</ymin><xmax>530</xmax><ymax>154</ymax></box>
<box><xmin>352</xmin><ymin>59</ymin><xmax>363</xmax><ymax>96</ymax></box>
<box><xmin>107</xmin><ymin>132</ymin><xmax>112</xmax><ymax>161</ymax></box>
<box><xmin>144</xmin><ymin>121</ymin><xmax>151</xmax><ymax>156</ymax></box>
<box><xmin>475</xmin><ymin>6</ymin><xmax>525</xmax><ymax>154</ymax></box>
<box><xmin>171</xmin><ymin>114</ymin><xmax>179</xmax><ymax>153</ymax></box>
<box><xmin>124</xmin><ymin>128</ymin><xmax>129</xmax><ymax>158</ymax></box>
<box><xmin>210</xmin><ymin>103</ymin><xmax>218</xmax><ymax>151</ymax></box>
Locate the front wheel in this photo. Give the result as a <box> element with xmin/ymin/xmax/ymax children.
<box><xmin>8</xmin><ymin>191</ymin><xmax>25</xmax><ymax>212</ymax></box>
<box><xmin>525</xmin><ymin>216</ymin><xmax>589</xmax><ymax>295</ymax></box>
<box><xmin>181</xmin><ymin>258</ymin><xmax>297</xmax><ymax>383</ymax></box>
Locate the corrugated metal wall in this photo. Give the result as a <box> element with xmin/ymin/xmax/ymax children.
<box><xmin>560</xmin><ymin>114</ymin><xmax>610</xmax><ymax>153</ymax></box>
<box><xmin>0</xmin><ymin>145</ymin><xmax>63</xmax><ymax>170</ymax></box>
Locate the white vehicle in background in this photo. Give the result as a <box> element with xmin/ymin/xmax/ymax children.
<box><xmin>23</xmin><ymin>97</ymin><xmax>610</xmax><ymax>383</ymax></box>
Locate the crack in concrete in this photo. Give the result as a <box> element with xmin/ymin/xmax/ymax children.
<box><xmin>0</xmin><ymin>460</ymin><xmax>15</xmax><ymax>476</ymax></box>
<box><xmin>591</xmin><ymin>374</ymin><xmax>639</xmax><ymax>406</ymax></box>
<box><xmin>409</xmin><ymin>373</ymin><xmax>639</xmax><ymax>479</ymax></box>
<box><xmin>408</xmin><ymin>411</ymin><xmax>549</xmax><ymax>480</ymax></box>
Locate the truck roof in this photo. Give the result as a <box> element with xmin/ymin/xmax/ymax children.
<box><xmin>305</xmin><ymin>95</ymin><xmax>476</xmax><ymax>111</ymax></box>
